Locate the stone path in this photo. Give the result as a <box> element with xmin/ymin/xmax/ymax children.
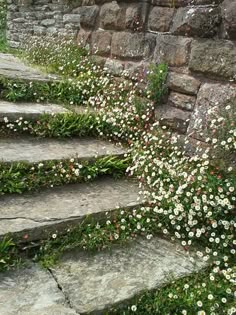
<box><xmin>0</xmin><ymin>237</ymin><xmax>205</xmax><ymax>315</ymax></box>
<box><xmin>0</xmin><ymin>178</ymin><xmax>140</xmax><ymax>241</ymax></box>
<box><xmin>0</xmin><ymin>53</ymin><xmax>58</xmax><ymax>82</ymax></box>
<box><xmin>0</xmin><ymin>54</ymin><xmax>205</xmax><ymax>314</ymax></box>
<box><xmin>0</xmin><ymin>137</ymin><xmax>125</xmax><ymax>163</ymax></box>
<box><xmin>0</xmin><ymin>100</ymin><xmax>69</xmax><ymax>121</ymax></box>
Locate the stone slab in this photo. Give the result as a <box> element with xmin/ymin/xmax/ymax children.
<box><xmin>0</xmin><ymin>53</ymin><xmax>58</xmax><ymax>82</ymax></box>
<box><xmin>51</xmin><ymin>237</ymin><xmax>205</xmax><ymax>314</ymax></box>
<box><xmin>0</xmin><ymin>100</ymin><xmax>70</xmax><ymax>121</ymax></box>
<box><xmin>0</xmin><ymin>265</ymin><xmax>77</xmax><ymax>315</ymax></box>
<box><xmin>0</xmin><ymin>178</ymin><xmax>140</xmax><ymax>240</ymax></box>
<box><xmin>0</xmin><ymin>137</ymin><xmax>125</xmax><ymax>163</ymax></box>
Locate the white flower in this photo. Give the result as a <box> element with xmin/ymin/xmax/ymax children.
<box><xmin>197</xmin><ymin>301</ymin><xmax>203</xmax><ymax>307</ymax></box>
<box><xmin>208</xmin><ymin>294</ymin><xmax>214</xmax><ymax>300</ymax></box>
<box><xmin>131</xmin><ymin>305</ymin><xmax>137</xmax><ymax>312</ymax></box>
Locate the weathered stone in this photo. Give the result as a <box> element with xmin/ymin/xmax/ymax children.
<box><xmin>189</xmin><ymin>39</ymin><xmax>236</xmax><ymax>80</ymax></box>
<box><xmin>100</xmin><ymin>1</ymin><xmax>125</xmax><ymax>30</ymax></box>
<box><xmin>72</xmin><ymin>5</ymin><xmax>99</xmax><ymax>28</ymax></box>
<box><xmin>167</xmin><ymin>72</ymin><xmax>201</xmax><ymax>95</ymax></box>
<box><xmin>41</xmin><ymin>19</ymin><xmax>55</xmax><ymax>27</ymax></box>
<box><xmin>111</xmin><ymin>32</ymin><xmax>155</xmax><ymax>60</ymax></box>
<box><xmin>155</xmin><ymin>105</ymin><xmax>191</xmax><ymax>134</ymax></box>
<box><xmin>63</xmin><ymin>14</ymin><xmax>80</xmax><ymax>24</ymax></box>
<box><xmin>153</xmin><ymin>34</ymin><xmax>192</xmax><ymax>66</ymax></box>
<box><xmin>0</xmin><ymin>53</ymin><xmax>58</xmax><ymax>82</ymax></box>
<box><xmin>77</xmin><ymin>28</ymin><xmax>91</xmax><ymax>46</ymax></box>
<box><xmin>125</xmin><ymin>4</ymin><xmax>144</xmax><ymax>31</ymax></box>
<box><xmin>0</xmin><ymin>266</ymin><xmax>77</xmax><ymax>315</ymax></box>
<box><xmin>149</xmin><ymin>6</ymin><xmax>175</xmax><ymax>32</ymax></box>
<box><xmin>51</xmin><ymin>237</ymin><xmax>205</xmax><ymax>314</ymax></box>
<box><xmin>222</xmin><ymin>0</ymin><xmax>236</xmax><ymax>40</ymax></box>
<box><xmin>0</xmin><ymin>101</ymin><xmax>69</xmax><ymax>122</ymax></box>
<box><xmin>91</xmin><ymin>30</ymin><xmax>112</xmax><ymax>55</ymax></box>
<box><xmin>33</xmin><ymin>25</ymin><xmax>46</xmax><ymax>35</ymax></box>
<box><xmin>171</xmin><ymin>6</ymin><xmax>221</xmax><ymax>37</ymax></box>
<box><xmin>0</xmin><ymin>178</ymin><xmax>140</xmax><ymax>240</ymax></box>
<box><xmin>104</xmin><ymin>58</ymin><xmax>124</xmax><ymax>75</ymax></box>
<box><xmin>0</xmin><ymin>137</ymin><xmax>125</xmax><ymax>163</ymax></box>
<box><xmin>169</xmin><ymin>91</ymin><xmax>196</xmax><ymax>111</ymax></box>
<box><xmin>187</xmin><ymin>83</ymin><xmax>236</xmax><ymax>139</ymax></box>
<box><xmin>152</xmin><ymin>0</ymin><xmax>223</xmax><ymax>6</ymax></box>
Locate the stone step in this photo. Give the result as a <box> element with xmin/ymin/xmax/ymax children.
<box><xmin>0</xmin><ymin>178</ymin><xmax>140</xmax><ymax>241</ymax></box>
<box><xmin>0</xmin><ymin>137</ymin><xmax>125</xmax><ymax>163</ymax></box>
<box><xmin>0</xmin><ymin>100</ymin><xmax>70</xmax><ymax>121</ymax></box>
<box><xmin>0</xmin><ymin>237</ymin><xmax>205</xmax><ymax>315</ymax></box>
<box><xmin>0</xmin><ymin>53</ymin><xmax>58</xmax><ymax>82</ymax></box>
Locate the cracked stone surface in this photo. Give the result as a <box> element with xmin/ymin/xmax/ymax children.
<box><xmin>0</xmin><ymin>53</ymin><xmax>58</xmax><ymax>82</ymax></box>
<box><xmin>0</xmin><ymin>178</ymin><xmax>140</xmax><ymax>240</ymax></box>
<box><xmin>0</xmin><ymin>265</ymin><xmax>77</xmax><ymax>315</ymax></box>
<box><xmin>0</xmin><ymin>137</ymin><xmax>126</xmax><ymax>163</ymax></box>
<box><xmin>51</xmin><ymin>237</ymin><xmax>205</xmax><ymax>314</ymax></box>
<box><xmin>0</xmin><ymin>100</ymin><xmax>70</xmax><ymax>121</ymax></box>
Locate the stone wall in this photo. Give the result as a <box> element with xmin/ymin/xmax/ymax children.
<box><xmin>6</xmin><ymin>0</ymin><xmax>236</xmax><ymax>138</ymax></box>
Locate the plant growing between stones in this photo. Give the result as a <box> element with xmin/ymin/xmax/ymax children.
<box><xmin>0</xmin><ymin>37</ymin><xmax>235</xmax><ymax>314</ymax></box>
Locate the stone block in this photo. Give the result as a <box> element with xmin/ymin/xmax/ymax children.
<box><xmin>63</xmin><ymin>14</ymin><xmax>80</xmax><ymax>24</ymax></box>
<box><xmin>91</xmin><ymin>30</ymin><xmax>112</xmax><ymax>56</ymax></box>
<box><xmin>41</xmin><ymin>19</ymin><xmax>55</xmax><ymax>27</ymax></box>
<box><xmin>167</xmin><ymin>72</ymin><xmax>201</xmax><ymax>95</ymax></box>
<box><xmin>155</xmin><ymin>104</ymin><xmax>191</xmax><ymax>134</ymax></box>
<box><xmin>77</xmin><ymin>28</ymin><xmax>91</xmax><ymax>46</ymax></box>
<box><xmin>149</xmin><ymin>6</ymin><xmax>175</xmax><ymax>32</ymax></box>
<box><xmin>187</xmin><ymin>83</ymin><xmax>236</xmax><ymax>139</ymax></box>
<box><xmin>152</xmin><ymin>0</ymin><xmax>223</xmax><ymax>6</ymax></box>
<box><xmin>73</xmin><ymin>5</ymin><xmax>99</xmax><ymax>28</ymax></box>
<box><xmin>171</xmin><ymin>6</ymin><xmax>221</xmax><ymax>37</ymax></box>
<box><xmin>111</xmin><ymin>32</ymin><xmax>155</xmax><ymax>60</ymax></box>
<box><xmin>189</xmin><ymin>39</ymin><xmax>236</xmax><ymax>80</ymax></box>
<box><xmin>169</xmin><ymin>91</ymin><xmax>196</xmax><ymax>111</ymax></box>
<box><xmin>104</xmin><ymin>59</ymin><xmax>124</xmax><ymax>75</ymax></box>
<box><xmin>126</xmin><ymin>4</ymin><xmax>144</xmax><ymax>32</ymax></box>
<box><xmin>222</xmin><ymin>0</ymin><xmax>236</xmax><ymax>40</ymax></box>
<box><xmin>153</xmin><ymin>34</ymin><xmax>192</xmax><ymax>66</ymax></box>
<box><xmin>99</xmin><ymin>1</ymin><xmax>125</xmax><ymax>30</ymax></box>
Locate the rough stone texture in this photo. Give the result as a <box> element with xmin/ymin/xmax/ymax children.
<box><xmin>111</xmin><ymin>32</ymin><xmax>154</xmax><ymax>60</ymax></box>
<box><xmin>222</xmin><ymin>0</ymin><xmax>236</xmax><ymax>40</ymax></box>
<box><xmin>0</xmin><ymin>53</ymin><xmax>58</xmax><ymax>82</ymax></box>
<box><xmin>171</xmin><ymin>6</ymin><xmax>221</xmax><ymax>37</ymax></box>
<box><xmin>153</xmin><ymin>34</ymin><xmax>192</xmax><ymax>66</ymax></box>
<box><xmin>189</xmin><ymin>39</ymin><xmax>236</xmax><ymax>80</ymax></box>
<box><xmin>148</xmin><ymin>6</ymin><xmax>175</xmax><ymax>32</ymax></box>
<box><xmin>169</xmin><ymin>91</ymin><xmax>196</xmax><ymax>111</ymax></box>
<box><xmin>187</xmin><ymin>83</ymin><xmax>236</xmax><ymax>139</ymax></box>
<box><xmin>167</xmin><ymin>72</ymin><xmax>201</xmax><ymax>95</ymax></box>
<box><xmin>0</xmin><ymin>178</ymin><xmax>140</xmax><ymax>240</ymax></box>
<box><xmin>0</xmin><ymin>266</ymin><xmax>77</xmax><ymax>315</ymax></box>
<box><xmin>0</xmin><ymin>137</ymin><xmax>125</xmax><ymax>163</ymax></box>
<box><xmin>72</xmin><ymin>5</ymin><xmax>99</xmax><ymax>28</ymax></box>
<box><xmin>99</xmin><ymin>1</ymin><xmax>125</xmax><ymax>30</ymax></box>
<box><xmin>91</xmin><ymin>30</ymin><xmax>112</xmax><ymax>55</ymax></box>
<box><xmin>152</xmin><ymin>0</ymin><xmax>223</xmax><ymax>6</ymax></box>
<box><xmin>5</xmin><ymin>0</ymin><xmax>236</xmax><ymax>136</ymax></box>
<box><xmin>51</xmin><ymin>237</ymin><xmax>205</xmax><ymax>314</ymax></box>
<box><xmin>155</xmin><ymin>105</ymin><xmax>191</xmax><ymax>134</ymax></box>
<box><xmin>0</xmin><ymin>101</ymin><xmax>69</xmax><ymax>121</ymax></box>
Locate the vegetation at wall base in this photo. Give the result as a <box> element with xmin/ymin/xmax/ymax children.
<box><xmin>0</xmin><ymin>37</ymin><xmax>235</xmax><ymax>314</ymax></box>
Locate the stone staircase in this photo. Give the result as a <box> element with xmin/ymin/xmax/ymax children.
<box><xmin>0</xmin><ymin>53</ymin><xmax>205</xmax><ymax>315</ymax></box>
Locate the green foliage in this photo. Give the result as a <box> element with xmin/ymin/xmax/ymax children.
<box><xmin>147</xmin><ymin>63</ymin><xmax>168</xmax><ymax>104</ymax></box>
<box><xmin>110</xmin><ymin>268</ymin><xmax>235</xmax><ymax>315</ymax></box>
<box><xmin>23</xmin><ymin>36</ymin><xmax>89</xmax><ymax>77</ymax></box>
<box><xmin>0</xmin><ymin>0</ymin><xmax>8</xmax><ymax>52</ymax></box>
<box><xmin>0</xmin><ymin>156</ymin><xmax>129</xmax><ymax>195</ymax></box>
<box><xmin>0</xmin><ymin>237</ymin><xmax>21</xmax><ymax>272</ymax></box>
